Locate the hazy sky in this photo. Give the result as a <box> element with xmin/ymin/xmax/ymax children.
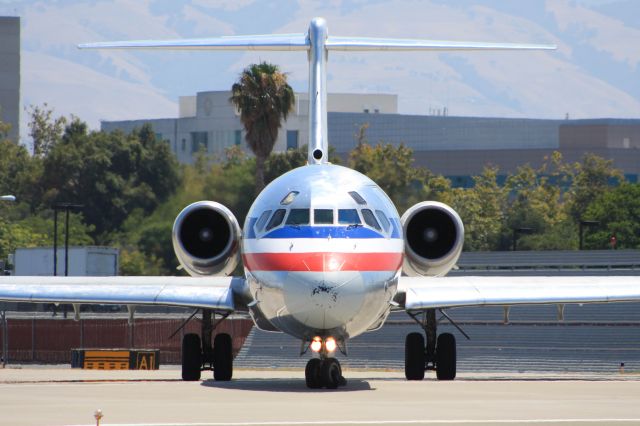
<box><xmin>1</xmin><ymin>0</ymin><xmax>639</xmax><ymax>143</ymax></box>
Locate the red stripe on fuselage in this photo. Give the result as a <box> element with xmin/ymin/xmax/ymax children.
<box><xmin>242</xmin><ymin>252</ymin><xmax>403</xmax><ymax>272</ymax></box>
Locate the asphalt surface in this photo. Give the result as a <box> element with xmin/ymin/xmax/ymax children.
<box><xmin>1</xmin><ymin>367</ymin><xmax>640</xmax><ymax>426</ymax></box>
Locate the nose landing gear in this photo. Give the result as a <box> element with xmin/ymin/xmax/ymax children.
<box><xmin>305</xmin><ymin>357</ymin><xmax>347</xmax><ymax>389</ymax></box>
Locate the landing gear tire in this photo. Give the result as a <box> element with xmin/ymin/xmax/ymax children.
<box><xmin>320</xmin><ymin>358</ymin><xmax>341</xmax><ymax>389</ymax></box>
<box><xmin>305</xmin><ymin>357</ymin><xmax>346</xmax><ymax>389</ymax></box>
<box><xmin>182</xmin><ymin>333</ymin><xmax>202</xmax><ymax>381</ymax></box>
<box><xmin>436</xmin><ymin>332</ymin><xmax>456</xmax><ymax>381</ymax></box>
<box><xmin>405</xmin><ymin>332</ymin><xmax>425</xmax><ymax>381</ymax></box>
<box><xmin>213</xmin><ymin>333</ymin><xmax>233</xmax><ymax>381</ymax></box>
<box><xmin>305</xmin><ymin>358</ymin><xmax>322</xmax><ymax>389</ymax></box>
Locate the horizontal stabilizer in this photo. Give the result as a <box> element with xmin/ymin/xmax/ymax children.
<box><xmin>79</xmin><ymin>34</ymin><xmax>555</xmax><ymax>53</ymax></box>
<box><xmin>78</xmin><ymin>34</ymin><xmax>309</xmax><ymax>51</ymax></box>
<box><xmin>326</xmin><ymin>36</ymin><xmax>556</xmax><ymax>51</ymax></box>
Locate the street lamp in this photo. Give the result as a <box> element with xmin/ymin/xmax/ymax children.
<box><xmin>579</xmin><ymin>220</ymin><xmax>600</xmax><ymax>250</ymax></box>
<box><xmin>512</xmin><ymin>227</ymin><xmax>534</xmax><ymax>251</ymax></box>
<box><xmin>53</xmin><ymin>203</ymin><xmax>84</xmax><ymax>277</ymax></box>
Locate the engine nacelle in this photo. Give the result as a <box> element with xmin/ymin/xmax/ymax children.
<box><xmin>172</xmin><ymin>201</ymin><xmax>241</xmax><ymax>277</ymax></box>
<box><xmin>401</xmin><ymin>201</ymin><xmax>464</xmax><ymax>277</ymax></box>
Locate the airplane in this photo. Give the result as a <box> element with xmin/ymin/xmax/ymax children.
<box><xmin>1</xmin><ymin>17</ymin><xmax>639</xmax><ymax>389</ymax></box>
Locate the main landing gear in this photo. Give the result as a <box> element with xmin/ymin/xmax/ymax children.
<box><xmin>305</xmin><ymin>357</ymin><xmax>347</xmax><ymax>389</ymax></box>
<box><xmin>181</xmin><ymin>309</ymin><xmax>233</xmax><ymax>381</ymax></box>
<box><xmin>405</xmin><ymin>308</ymin><xmax>458</xmax><ymax>381</ymax></box>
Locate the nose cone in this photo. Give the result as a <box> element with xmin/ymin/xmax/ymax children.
<box><xmin>284</xmin><ymin>271</ymin><xmax>365</xmax><ymax>330</ymax></box>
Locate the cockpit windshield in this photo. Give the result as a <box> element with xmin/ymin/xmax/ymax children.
<box><xmin>286</xmin><ymin>208</ymin><xmax>310</xmax><ymax>225</ymax></box>
<box><xmin>314</xmin><ymin>209</ymin><xmax>334</xmax><ymax>224</ymax></box>
<box><xmin>338</xmin><ymin>209</ymin><xmax>361</xmax><ymax>225</ymax></box>
<box><xmin>266</xmin><ymin>209</ymin><xmax>286</xmax><ymax>231</ymax></box>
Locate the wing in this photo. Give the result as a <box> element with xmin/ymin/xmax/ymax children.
<box><xmin>0</xmin><ymin>276</ymin><xmax>249</xmax><ymax>311</ymax></box>
<box><xmin>396</xmin><ymin>276</ymin><xmax>640</xmax><ymax>310</ymax></box>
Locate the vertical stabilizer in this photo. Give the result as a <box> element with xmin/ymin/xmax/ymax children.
<box><xmin>307</xmin><ymin>18</ymin><xmax>329</xmax><ymax>165</ymax></box>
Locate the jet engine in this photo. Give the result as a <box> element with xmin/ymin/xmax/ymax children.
<box><xmin>172</xmin><ymin>201</ymin><xmax>241</xmax><ymax>277</ymax></box>
<box><xmin>401</xmin><ymin>201</ymin><xmax>464</xmax><ymax>277</ymax></box>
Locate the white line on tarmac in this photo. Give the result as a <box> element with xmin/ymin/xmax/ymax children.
<box><xmin>68</xmin><ymin>419</ymin><xmax>640</xmax><ymax>426</ymax></box>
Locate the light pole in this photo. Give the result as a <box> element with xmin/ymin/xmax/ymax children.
<box><xmin>52</xmin><ymin>203</ymin><xmax>84</xmax><ymax>318</ymax></box>
<box><xmin>579</xmin><ymin>220</ymin><xmax>600</xmax><ymax>250</ymax></box>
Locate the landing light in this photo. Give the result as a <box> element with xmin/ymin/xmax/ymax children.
<box><xmin>310</xmin><ymin>337</ymin><xmax>322</xmax><ymax>352</ymax></box>
<box><xmin>325</xmin><ymin>337</ymin><xmax>337</xmax><ymax>353</ymax></box>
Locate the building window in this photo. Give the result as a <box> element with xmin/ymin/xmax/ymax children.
<box><xmin>190</xmin><ymin>132</ymin><xmax>208</xmax><ymax>153</ymax></box>
<box><xmin>155</xmin><ymin>132</ymin><xmax>163</xmax><ymax>141</ymax></box>
<box><xmin>235</xmin><ymin>130</ymin><xmax>242</xmax><ymax>146</ymax></box>
<box><xmin>181</xmin><ymin>138</ymin><xmax>186</xmax><ymax>152</ymax></box>
<box><xmin>286</xmin><ymin>130</ymin><xmax>299</xmax><ymax>150</ymax></box>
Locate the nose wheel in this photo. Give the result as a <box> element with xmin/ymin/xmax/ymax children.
<box><xmin>305</xmin><ymin>357</ymin><xmax>347</xmax><ymax>389</ymax></box>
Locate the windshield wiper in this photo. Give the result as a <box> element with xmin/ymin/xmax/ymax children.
<box><xmin>346</xmin><ymin>223</ymin><xmax>363</xmax><ymax>230</ymax></box>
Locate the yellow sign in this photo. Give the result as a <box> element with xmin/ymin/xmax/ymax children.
<box><xmin>136</xmin><ymin>352</ymin><xmax>156</xmax><ymax>370</ymax></box>
<box><xmin>83</xmin><ymin>351</ymin><xmax>130</xmax><ymax>370</ymax></box>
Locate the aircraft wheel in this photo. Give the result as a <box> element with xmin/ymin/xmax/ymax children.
<box><xmin>181</xmin><ymin>333</ymin><xmax>202</xmax><ymax>381</ymax></box>
<box><xmin>320</xmin><ymin>357</ymin><xmax>341</xmax><ymax>389</ymax></box>
<box><xmin>213</xmin><ymin>333</ymin><xmax>233</xmax><ymax>381</ymax></box>
<box><xmin>405</xmin><ymin>332</ymin><xmax>425</xmax><ymax>380</ymax></box>
<box><xmin>436</xmin><ymin>332</ymin><xmax>456</xmax><ymax>381</ymax></box>
<box><xmin>305</xmin><ymin>358</ymin><xmax>322</xmax><ymax>389</ymax></box>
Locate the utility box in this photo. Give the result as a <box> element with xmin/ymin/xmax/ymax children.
<box><xmin>13</xmin><ymin>246</ymin><xmax>119</xmax><ymax>276</ymax></box>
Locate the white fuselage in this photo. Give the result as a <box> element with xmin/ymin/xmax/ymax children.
<box><xmin>241</xmin><ymin>164</ymin><xmax>404</xmax><ymax>341</ymax></box>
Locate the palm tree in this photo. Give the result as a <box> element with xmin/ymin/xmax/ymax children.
<box><xmin>230</xmin><ymin>62</ymin><xmax>295</xmax><ymax>194</ymax></box>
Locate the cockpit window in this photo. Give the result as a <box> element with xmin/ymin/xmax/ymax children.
<box><xmin>338</xmin><ymin>209</ymin><xmax>361</xmax><ymax>225</ymax></box>
<box><xmin>280</xmin><ymin>191</ymin><xmax>299</xmax><ymax>205</ymax></box>
<box><xmin>266</xmin><ymin>209</ymin><xmax>286</xmax><ymax>231</ymax></box>
<box><xmin>255</xmin><ymin>210</ymin><xmax>272</xmax><ymax>232</ymax></box>
<box><xmin>286</xmin><ymin>208</ymin><xmax>310</xmax><ymax>225</ymax></box>
<box><xmin>348</xmin><ymin>191</ymin><xmax>366</xmax><ymax>205</ymax></box>
<box><xmin>375</xmin><ymin>210</ymin><xmax>391</xmax><ymax>232</ymax></box>
<box><xmin>362</xmin><ymin>209</ymin><xmax>382</xmax><ymax>231</ymax></box>
<box><xmin>314</xmin><ymin>209</ymin><xmax>334</xmax><ymax>225</ymax></box>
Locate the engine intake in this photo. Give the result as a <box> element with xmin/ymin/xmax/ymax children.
<box><xmin>401</xmin><ymin>201</ymin><xmax>464</xmax><ymax>277</ymax></box>
<box><xmin>172</xmin><ymin>201</ymin><xmax>241</xmax><ymax>276</ymax></box>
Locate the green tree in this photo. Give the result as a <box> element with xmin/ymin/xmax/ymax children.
<box><xmin>40</xmin><ymin>120</ymin><xmax>180</xmax><ymax>240</ymax></box>
<box><xmin>451</xmin><ymin>166</ymin><xmax>506</xmax><ymax>251</ymax></box>
<box><xmin>583</xmin><ymin>183</ymin><xmax>640</xmax><ymax>249</ymax></box>
<box><xmin>230</xmin><ymin>62</ymin><xmax>295</xmax><ymax>194</ymax></box>
<box><xmin>566</xmin><ymin>153</ymin><xmax>623</xmax><ymax>224</ymax></box>
<box><xmin>27</xmin><ymin>103</ymin><xmax>67</xmax><ymax>157</ymax></box>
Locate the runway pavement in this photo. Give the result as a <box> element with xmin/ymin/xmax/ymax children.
<box><xmin>1</xmin><ymin>367</ymin><xmax>639</xmax><ymax>426</ymax></box>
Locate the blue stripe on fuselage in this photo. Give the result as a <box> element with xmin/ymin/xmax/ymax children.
<box><xmin>261</xmin><ymin>225</ymin><xmax>385</xmax><ymax>239</ymax></box>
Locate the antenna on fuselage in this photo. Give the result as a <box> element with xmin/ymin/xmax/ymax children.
<box><xmin>79</xmin><ymin>17</ymin><xmax>556</xmax><ymax>166</ymax></box>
